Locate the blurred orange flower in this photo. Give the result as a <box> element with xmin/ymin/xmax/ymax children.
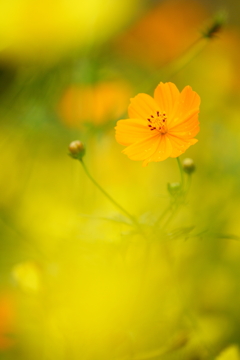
<box><xmin>113</xmin><ymin>0</ymin><xmax>207</xmax><ymax>68</ymax></box>
<box><xmin>0</xmin><ymin>293</ymin><xmax>16</xmax><ymax>350</ymax></box>
<box><xmin>58</xmin><ymin>81</ymin><xmax>132</xmax><ymax>128</ymax></box>
<box><xmin>115</xmin><ymin>82</ymin><xmax>200</xmax><ymax>166</ymax></box>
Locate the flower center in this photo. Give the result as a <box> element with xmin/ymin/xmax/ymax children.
<box><xmin>147</xmin><ymin>111</ymin><xmax>168</xmax><ymax>134</ymax></box>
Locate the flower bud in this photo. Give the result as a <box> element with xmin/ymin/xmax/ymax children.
<box><xmin>167</xmin><ymin>182</ymin><xmax>181</xmax><ymax>196</ymax></box>
<box><xmin>68</xmin><ymin>140</ymin><xmax>85</xmax><ymax>160</ymax></box>
<box><xmin>202</xmin><ymin>12</ymin><xmax>226</xmax><ymax>39</ymax></box>
<box><xmin>182</xmin><ymin>158</ymin><xmax>195</xmax><ymax>174</ymax></box>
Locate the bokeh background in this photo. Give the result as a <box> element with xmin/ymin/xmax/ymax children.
<box><xmin>1</xmin><ymin>0</ymin><xmax>240</xmax><ymax>359</ymax></box>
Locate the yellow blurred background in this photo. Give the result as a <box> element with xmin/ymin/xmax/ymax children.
<box><xmin>1</xmin><ymin>0</ymin><xmax>240</xmax><ymax>359</ymax></box>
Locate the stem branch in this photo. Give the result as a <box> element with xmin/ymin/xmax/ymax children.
<box><xmin>80</xmin><ymin>159</ymin><xmax>141</xmax><ymax>231</ymax></box>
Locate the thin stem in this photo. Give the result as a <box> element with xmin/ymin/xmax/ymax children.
<box><xmin>162</xmin><ymin>203</ymin><xmax>179</xmax><ymax>231</ymax></box>
<box><xmin>153</xmin><ymin>204</ymin><xmax>172</xmax><ymax>230</ymax></box>
<box><xmin>166</xmin><ymin>37</ymin><xmax>207</xmax><ymax>80</ymax></box>
<box><xmin>176</xmin><ymin>157</ymin><xmax>184</xmax><ymax>191</ymax></box>
<box><xmin>80</xmin><ymin>159</ymin><xmax>141</xmax><ymax>232</ymax></box>
<box><xmin>153</xmin><ymin>158</ymin><xmax>184</xmax><ymax>231</ymax></box>
<box><xmin>185</xmin><ymin>173</ymin><xmax>192</xmax><ymax>195</ymax></box>
<box><xmin>161</xmin><ymin>158</ymin><xmax>184</xmax><ymax>229</ymax></box>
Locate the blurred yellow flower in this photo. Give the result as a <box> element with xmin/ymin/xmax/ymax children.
<box><xmin>0</xmin><ymin>0</ymin><xmax>141</xmax><ymax>63</ymax></box>
<box><xmin>115</xmin><ymin>82</ymin><xmax>200</xmax><ymax>166</ymax></box>
<box><xmin>58</xmin><ymin>81</ymin><xmax>132</xmax><ymax>127</ymax></box>
<box><xmin>216</xmin><ymin>345</ymin><xmax>240</xmax><ymax>360</ymax></box>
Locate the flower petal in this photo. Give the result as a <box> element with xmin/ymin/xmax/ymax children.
<box><xmin>180</xmin><ymin>85</ymin><xmax>201</xmax><ymax>109</ymax></box>
<box><xmin>115</xmin><ymin>118</ymin><xmax>151</xmax><ymax>146</ymax></box>
<box><xmin>128</xmin><ymin>93</ymin><xmax>160</xmax><ymax>120</ymax></box>
<box><xmin>122</xmin><ymin>134</ymin><xmax>173</xmax><ymax>166</ymax></box>
<box><xmin>169</xmin><ymin>86</ymin><xmax>200</xmax><ymax>127</ymax></box>
<box><xmin>122</xmin><ymin>133</ymin><xmax>161</xmax><ymax>165</ymax></box>
<box><xmin>169</xmin><ymin>109</ymin><xmax>199</xmax><ymax>139</ymax></box>
<box><xmin>167</xmin><ymin>133</ymin><xmax>198</xmax><ymax>158</ymax></box>
<box><xmin>154</xmin><ymin>82</ymin><xmax>180</xmax><ymax>119</ymax></box>
<box><xmin>143</xmin><ymin>134</ymin><xmax>173</xmax><ymax>166</ymax></box>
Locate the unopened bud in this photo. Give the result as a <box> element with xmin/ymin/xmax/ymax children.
<box><xmin>168</xmin><ymin>182</ymin><xmax>181</xmax><ymax>196</ymax></box>
<box><xmin>68</xmin><ymin>140</ymin><xmax>85</xmax><ymax>160</ymax></box>
<box><xmin>182</xmin><ymin>158</ymin><xmax>195</xmax><ymax>174</ymax></box>
<box><xmin>202</xmin><ymin>12</ymin><xmax>226</xmax><ymax>39</ymax></box>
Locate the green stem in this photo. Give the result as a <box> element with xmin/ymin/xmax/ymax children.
<box><xmin>186</xmin><ymin>173</ymin><xmax>192</xmax><ymax>194</ymax></box>
<box><xmin>159</xmin><ymin>159</ymin><xmax>184</xmax><ymax>230</ymax></box>
<box><xmin>80</xmin><ymin>159</ymin><xmax>141</xmax><ymax>231</ymax></box>
<box><xmin>176</xmin><ymin>157</ymin><xmax>184</xmax><ymax>191</ymax></box>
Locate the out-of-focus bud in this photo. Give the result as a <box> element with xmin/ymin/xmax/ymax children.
<box><xmin>202</xmin><ymin>12</ymin><xmax>227</xmax><ymax>39</ymax></box>
<box><xmin>182</xmin><ymin>158</ymin><xmax>195</xmax><ymax>174</ymax></box>
<box><xmin>167</xmin><ymin>182</ymin><xmax>181</xmax><ymax>196</ymax></box>
<box><xmin>68</xmin><ymin>140</ymin><xmax>85</xmax><ymax>160</ymax></box>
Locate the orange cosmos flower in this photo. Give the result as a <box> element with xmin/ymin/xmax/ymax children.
<box><xmin>115</xmin><ymin>82</ymin><xmax>200</xmax><ymax>166</ymax></box>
